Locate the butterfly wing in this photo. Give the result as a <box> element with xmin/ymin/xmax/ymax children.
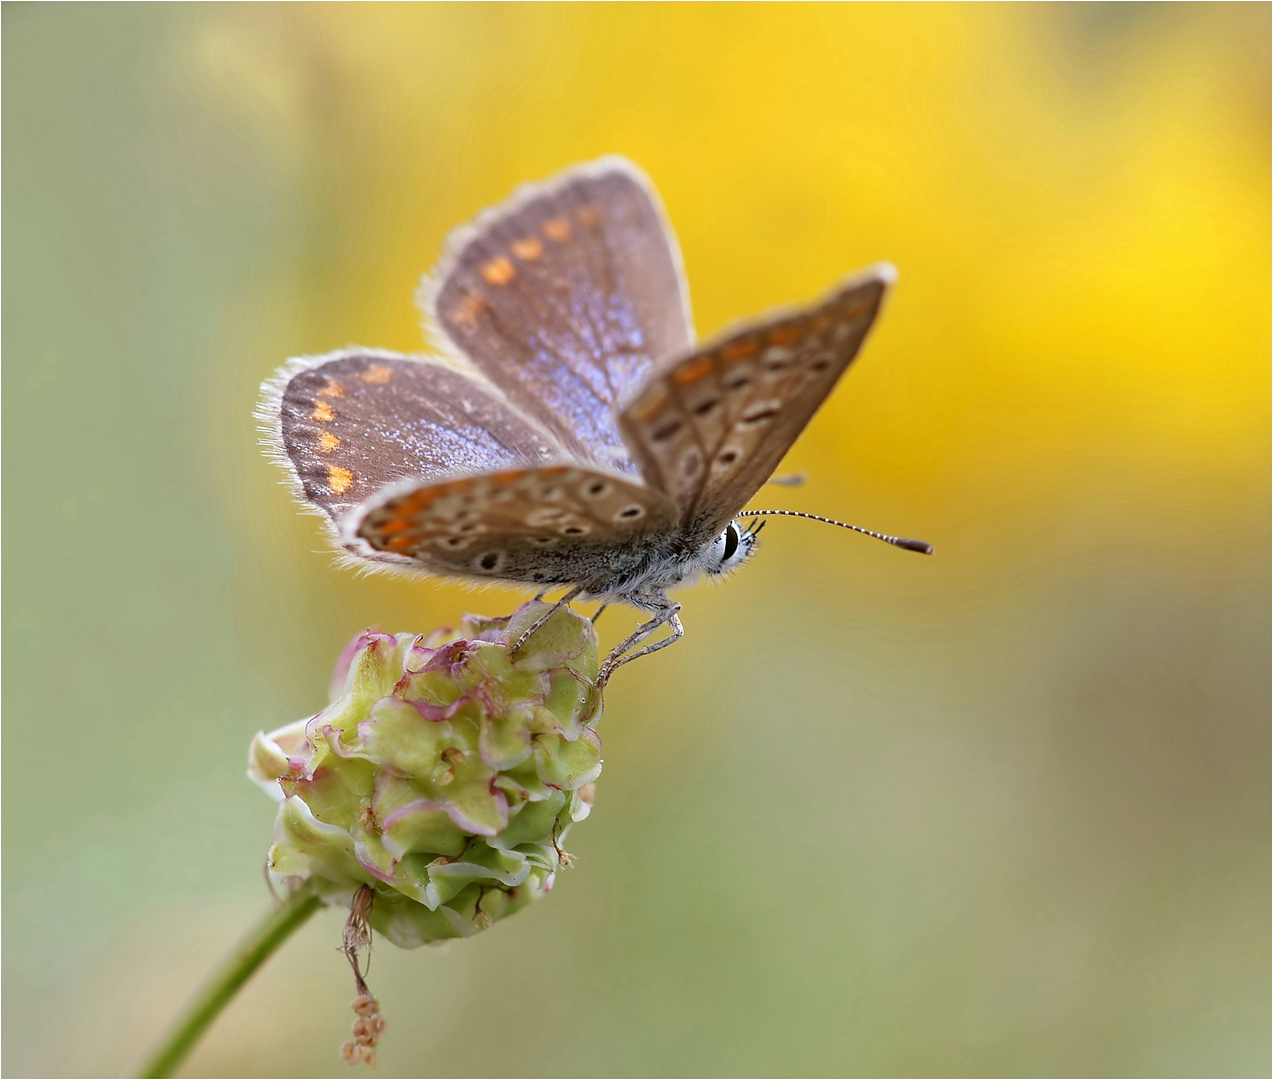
<box><xmin>617</xmin><ymin>266</ymin><xmax>895</xmax><ymax>545</ymax></box>
<box><xmin>261</xmin><ymin>350</ymin><xmax>564</xmax><ymax>561</ymax></box>
<box><xmin>350</xmin><ymin>465</ymin><xmax>678</xmax><ymax>587</ymax></box>
<box><xmin>425</xmin><ymin>157</ymin><xmax>693</xmax><ymax>476</ymax></box>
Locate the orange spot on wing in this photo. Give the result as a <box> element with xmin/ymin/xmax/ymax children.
<box><xmin>767</xmin><ymin>325</ymin><xmax>802</xmax><ymax>346</ymax></box>
<box><xmin>361</xmin><ymin>364</ymin><xmax>392</xmax><ymax>385</ymax></box>
<box><xmin>312</xmin><ymin>401</ymin><xmax>335</xmax><ymax>422</ymax></box>
<box><xmin>377</xmin><ymin>518</ymin><xmax>413</xmax><ymax>536</ymax></box>
<box><xmin>722</xmin><ymin>338</ymin><xmax>760</xmax><ymax>362</ymax></box>
<box><xmin>398</xmin><ymin>489</ymin><xmax>437</xmax><ymax>513</ymax></box>
<box><xmin>543</xmin><ymin>217</ymin><xmax>572</xmax><ymax>242</ymax></box>
<box><xmin>480</xmin><ymin>256</ymin><xmax>515</xmax><ymax>286</ymax></box>
<box><xmin>576</xmin><ymin>205</ymin><xmax>600</xmax><ymax>229</ymax></box>
<box><xmin>672</xmin><ymin>355</ymin><xmax>713</xmax><ymax>387</ymax></box>
<box><xmin>385</xmin><ymin>535</ymin><xmax>416</xmax><ymax>552</ymax></box>
<box><xmin>318</xmin><ymin>432</ymin><xmax>341</xmax><ymax>453</ymax></box>
<box><xmin>628</xmin><ymin>383</ymin><xmax>670</xmax><ymax>423</ymax></box>
<box><xmin>327</xmin><ymin>465</ymin><xmax>354</xmax><ymax>495</ymax></box>
<box><xmin>430</xmin><ymin>478</ymin><xmax>474</xmax><ymax>500</ymax></box>
<box><xmin>450</xmin><ymin>292</ymin><xmax>487</xmax><ymax>327</ymax></box>
<box><xmin>511</xmin><ymin>237</ymin><xmax>543</xmax><ymax>260</ymax></box>
<box><xmin>493</xmin><ymin>471</ymin><xmax>526</xmax><ymax>486</ymax></box>
<box><xmin>319</xmin><ymin>378</ymin><xmax>345</xmax><ymax>398</ymax></box>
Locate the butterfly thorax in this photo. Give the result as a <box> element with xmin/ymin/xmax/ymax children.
<box><xmin>587</xmin><ymin>519</ymin><xmax>759</xmax><ymax>607</ymax></box>
<box><xmin>589</xmin><ymin>543</ymin><xmax>707</xmax><ymax>605</ymax></box>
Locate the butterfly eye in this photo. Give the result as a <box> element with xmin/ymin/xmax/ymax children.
<box><xmin>704</xmin><ymin>522</ymin><xmax>753</xmax><ymax>578</ymax></box>
<box><xmin>721</xmin><ymin>523</ymin><xmax>740</xmax><ymax>563</ymax></box>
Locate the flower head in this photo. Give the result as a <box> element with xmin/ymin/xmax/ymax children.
<box><xmin>249</xmin><ymin>601</ymin><xmax>602</xmax><ymax>948</ymax></box>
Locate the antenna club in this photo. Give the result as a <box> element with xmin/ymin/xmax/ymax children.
<box><xmin>895</xmin><ymin>538</ymin><xmax>935</xmax><ymax>555</ymax></box>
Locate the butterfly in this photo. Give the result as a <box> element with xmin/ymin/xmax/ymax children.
<box><xmin>259</xmin><ymin>157</ymin><xmax>929</xmax><ymax>686</ymax></box>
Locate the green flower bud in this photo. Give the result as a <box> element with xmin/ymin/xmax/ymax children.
<box><xmin>249</xmin><ymin>601</ymin><xmax>602</xmax><ymax>949</ymax></box>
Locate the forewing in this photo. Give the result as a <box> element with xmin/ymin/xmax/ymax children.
<box><xmin>426</xmin><ymin>157</ymin><xmax>693</xmax><ymax>474</ymax></box>
<box><xmin>618</xmin><ymin>267</ymin><xmax>894</xmax><ymax>544</ymax></box>
<box><xmin>263</xmin><ymin>350</ymin><xmax>561</xmax><ymax>535</ymax></box>
<box><xmin>351</xmin><ymin>465</ymin><xmax>678</xmax><ymax>587</ymax></box>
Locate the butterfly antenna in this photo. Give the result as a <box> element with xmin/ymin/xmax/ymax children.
<box><xmin>738</xmin><ymin>509</ymin><xmax>933</xmax><ymax>554</ymax></box>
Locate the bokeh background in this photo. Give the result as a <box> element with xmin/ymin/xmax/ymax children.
<box><xmin>4</xmin><ymin>4</ymin><xmax>1269</xmax><ymax>1076</ymax></box>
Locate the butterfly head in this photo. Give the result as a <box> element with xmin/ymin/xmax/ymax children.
<box><xmin>702</xmin><ymin>517</ymin><xmax>765</xmax><ymax>579</ymax></box>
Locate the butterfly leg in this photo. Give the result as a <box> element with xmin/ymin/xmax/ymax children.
<box><xmin>590</xmin><ymin>603</ymin><xmax>610</xmax><ymax>625</ymax></box>
<box><xmin>596</xmin><ymin>596</ymin><xmax>683</xmax><ymax>688</ymax></box>
<box><xmin>509</xmin><ymin>584</ymin><xmax>588</xmax><ymax>658</ymax></box>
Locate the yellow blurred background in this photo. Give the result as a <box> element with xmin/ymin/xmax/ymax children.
<box><xmin>4</xmin><ymin>3</ymin><xmax>1268</xmax><ymax>1075</ymax></box>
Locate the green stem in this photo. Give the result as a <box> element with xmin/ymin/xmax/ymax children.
<box><xmin>137</xmin><ymin>882</ymin><xmax>323</xmax><ymax>1078</ymax></box>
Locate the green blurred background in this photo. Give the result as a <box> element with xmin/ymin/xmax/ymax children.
<box><xmin>4</xmin><ymin>3</ymin><xmax>1268</xmax><ymax>1076</ymax></box>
